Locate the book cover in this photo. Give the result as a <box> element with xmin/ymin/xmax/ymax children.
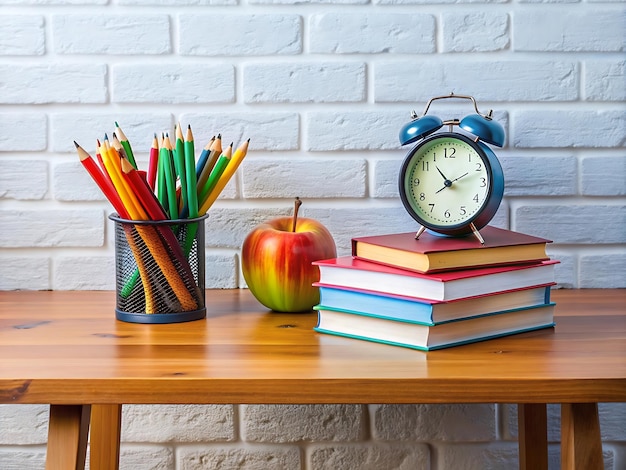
<box><xmin>314</xmin><ymin>283</ymin><xmax>554</xmax><ymax>325</ymax></box>
<box><xmin>352</xmin><ymin>226</ymin><xmax>551</xmax><ymax>273</ymax></box>
<box><xmin>313</xmin><ymin>256</ymin><xmax>559</xmax><ymax>302</ymax></box>
<box><xmin>314</xmin><ymin>303</ymin><xmax>556</xmax><ymax>351</ymax></box>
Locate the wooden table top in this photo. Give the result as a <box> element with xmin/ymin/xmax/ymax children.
<box><xmin>0</xmin><ymin>289</ymin><xmax>625</xmax><ymax>405</ymax></box>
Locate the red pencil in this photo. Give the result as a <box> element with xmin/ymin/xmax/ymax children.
<box><xmin>75</xmin><ymin>141</ymin><xmax>129</xmax><ymax>219</ymax></box>
<box><xmin>120</xmin><ymin>158</ymin><xmax>167</xmax><ymax>221</ymax></box>
<box><xmin>147</xmin><ymin>133</ymin><xmax>159</xmax><ymax>190</ymax></box>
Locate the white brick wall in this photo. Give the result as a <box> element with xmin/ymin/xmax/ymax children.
<box><xmin>0</xmin><ymin>0</ymin><xmax>624</xmax><ymax>468</ymax></box>
<box><xmin>1</xmin><ymin>403</ymin><xmax>625</xmax><ymax>469</ymax></box>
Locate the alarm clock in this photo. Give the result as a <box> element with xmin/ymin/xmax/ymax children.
<box><xmin>398</xmin><ymin>93</ymin><xmax>505</xmax><ymax>244</ymax></box>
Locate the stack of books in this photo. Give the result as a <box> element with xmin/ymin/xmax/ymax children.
<box><xmin>312</xmin><ymin>226</ymin><xmax>559</xmax><ymax>351</ymax></box>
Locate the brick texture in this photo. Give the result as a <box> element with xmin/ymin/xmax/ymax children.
<box><xmin>1</xmin><ymin>1</ymin><xmax>625</xmax><ymax>468</ymax></box>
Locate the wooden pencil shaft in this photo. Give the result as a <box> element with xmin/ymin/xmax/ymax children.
<box><xmin>122</xmin><ymin>224</ymin><xmax>156</xmax><ymax>313</ymax></box>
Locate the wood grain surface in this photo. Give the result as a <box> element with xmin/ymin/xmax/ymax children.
<box><xmin>1</xmin><ymin>289</ymin><xmax>625</xmax><ymax>405</ymax></box>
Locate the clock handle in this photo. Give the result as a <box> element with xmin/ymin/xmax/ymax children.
<box><xmin>420</xmin><ymin>93</ymin><xmax>485</xmax><ymax>119</ymax></box>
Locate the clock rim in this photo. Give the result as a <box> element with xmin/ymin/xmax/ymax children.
<box><xmin>398</xmin><ymin>132</ymin><xmax>503</xmax><ymax>236</ymax></box>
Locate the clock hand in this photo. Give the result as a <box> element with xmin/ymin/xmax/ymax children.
<box><xmin>435</xmin><ymin>172</ymin><xmax>469</xmax><ymax>194</ymax></box>
<box><xmin>436</xmin><ymin>166</ymin><xmax>450</xmax><ymax>181</ymax></box>
<box><xmin>435</xmin><ymin>181</ymin><xmax>453</xmax><ymax>194</ymax></box>
<box><xmin>451</xmin><ymin>172</ymin><xmax>469</xmax><ymax>183</ymax></box>
<box><xmin>435</xmin><ymin>166</ymin><xmax>453</xmax><ymax>193</ymax></box>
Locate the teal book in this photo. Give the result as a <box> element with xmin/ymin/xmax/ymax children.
<box><xmin>314</xmin><ymin>303</ymin><xmax>556</xmax><ymax>351</ymax></box>
<box><xmin>315</xmin><ymin>283</ymin><xmax>553</xmax><ymax>326</ymax></box>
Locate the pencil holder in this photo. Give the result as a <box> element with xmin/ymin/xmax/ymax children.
<box><xmin>110</xmin><ymin>214</ymin><xmax>208</xmax><ymax>323</ymax></box>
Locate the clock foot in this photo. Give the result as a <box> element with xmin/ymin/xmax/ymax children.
<box><xmin>415</xmin><ymin>226</ymin><xmax>426</xmax><ymax>240</ymax></box>
<box><xmin>470</xmin><ymin>223</ymin><xmax>485</xmax><ymax>244</ymax></box>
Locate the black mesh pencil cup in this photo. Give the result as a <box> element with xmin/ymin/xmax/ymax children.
<box><xmin>110</xmin><ymin>214</ymin><xmax>207</xmax><ymax>323</ymax></box>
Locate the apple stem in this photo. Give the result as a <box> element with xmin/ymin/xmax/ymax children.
<box><xmin>292</xmin><ymin>197</ymin><xmax>302</xmax><ymax>232</ymax></box>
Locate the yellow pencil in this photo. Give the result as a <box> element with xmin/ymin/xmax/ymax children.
<box><xmin>100</xmin><ymin>140</ymin><xmax>146</xmax><ymax>220</ymax></box>
<box><xmin>198</xmin><ymin>143</ymin><xmax>232</xmax><ymax>208</ymax></box>
<box><xmin>198</xmin><ymin>138</ymin><xmax>249</xmax><ymax>215</ymax></box>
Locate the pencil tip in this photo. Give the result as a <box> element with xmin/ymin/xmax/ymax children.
<box><xmin>217</xmin><ymin>133</ymin><xmax>222</xmax><ymax>139</ymax></box>
<box><xmin>73</xmin><ymin>141</ymin><xmax>79</xmax><ymax>148</ymax></box>
<box><xmin>115</xmin><ymin>121</ymin><xmax>119</xmax><ymax>127</ymax></box>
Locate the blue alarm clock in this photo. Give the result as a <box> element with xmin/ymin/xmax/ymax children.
<box><xmin>398</xmin><ymin>93</ymin><xmax>505</xmax><ymax>244</ymax></box>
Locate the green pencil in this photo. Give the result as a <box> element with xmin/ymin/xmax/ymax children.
<box><xmin>174</xmin><ymin>124</ymin><xmax>188</xmax><ymax>215</ymax></box>
<box><xmin>198</xmin><ymin>143</ymin><xmax>232</xmax><ymax>208</ymax></box>
<box><xmin>184</xmin><ymin>125</ymin><xmax>198</xmax><ymax>219</ymax></box>
<box><xmin>162</xmin><ymin>134</ymin><xmax>178</xmax><ymax>220</ymax></box>
<box><xmin>115</xmin><ymin>122</ymin><xmax>137</xmax><ymax>169</ymax></box>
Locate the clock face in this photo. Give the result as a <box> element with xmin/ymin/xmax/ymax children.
<box><xmin>400</xmin><ymin>133</ymin><xmax>493</xmax><ymax>231</ymax></box>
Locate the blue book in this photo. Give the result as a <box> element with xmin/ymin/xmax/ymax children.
<box><xmin>314</xmin><ymin>303</ymin><xmax>556</xmax><ymax>351</ymax></box>
<box><xmin>315</xmin><ymin>283</ymin><xmax>553</xmax><ymax>326</ymax></box>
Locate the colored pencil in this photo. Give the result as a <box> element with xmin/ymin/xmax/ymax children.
<box><xmin>156</xmin><ymin>133</ymin><xmax>168</xmax><ymax>211</ymax></box>
<box><xmin>199</xmin><ymin>139</ymin><xmax>249</xmax><ymax>215</ymax></box>
<box><xmin>75</xmin><ymin>142</ymin><xmax>129</xmax><ymax>219</ymax></box>
<box><xmin>161</xmin><ymin>134</ymin><xmax>178</xmax><ymax>219</ymax></box>
<box><xmin>195</xmin><ymin>136</ymin><xmax>215</xmax><ymax>178</ymax></box>
<box><xmin>99</xmin><ymin>140</ymin><xmax>145</xmax><ymax>220</ymax></box>
<box><xmin>115</xmin><ymin>122</ymin><xmax>137</xmax><ymax>169</ymax></box>
<box><xmin>198</xmin><ymin>143</ymin><xmax>232</xmax><ymax>208</ymax></box>
<box><xmin>147</xmin><ymin>133</ymin><xmax>159</xmax><ymax>190</ymax></box>
<box><xmin>184</xmin><ymin>125</ymin><xmax>199</xmax><ymax>219</ymax></box>
<box><xmin>174</xmin><ymin>123</ymin><xmax>185</xmax><ymax>177</ymax></box>
<box><xmin>174</xmin><ymin>123</ymin><xmax>188</xmax><ymax>214</ymax></box>
<box><xmin>196</xmin><ymin>134</ymin><xmax>222</xmax><ymax>195</ymax></box>
<box><xmin>121</xmin><ymin>159</ymin><xmax>168</xmax><ymax>221</ymax></box>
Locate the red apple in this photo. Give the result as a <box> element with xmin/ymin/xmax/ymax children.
<box><xmin>242</xmin><ymin>198</ymin><xmax>337</xmax><ymax>312</ymax></box>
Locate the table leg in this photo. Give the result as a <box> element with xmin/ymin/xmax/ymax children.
<box><xmin>518</xmin><ymin>403</ymin><xmax>548</xmax><ymax>470</ymax></box>
<box><xmin>46</xmin><ymin>404</ymin><xmax>91</xmax><ymax>470</ymax></box>
<box><xmin>561</xmin><ymin>403</ymin><xmax>603</xmax><ymax>470</ymax></box>
<box><xmin>90</xmin><ymin>404</ymin><xmax>122</xmax><ymax>470</ymax></box>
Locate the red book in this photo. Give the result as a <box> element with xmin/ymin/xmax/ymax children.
<box><xmin>352</xmin><ymin>226</ymin><xmax>551</xmax><ymax>273</ymax></box>
<box><xmin>313</xmin><ymin>256</ymin><xmax>559</xmax><ymax>302</ymax></box>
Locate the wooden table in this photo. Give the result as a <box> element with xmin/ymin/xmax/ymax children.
<box><xmin>0</xmin><ymin>289</ymin><xmax>625</xmax><ymax>470</ymax></box>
